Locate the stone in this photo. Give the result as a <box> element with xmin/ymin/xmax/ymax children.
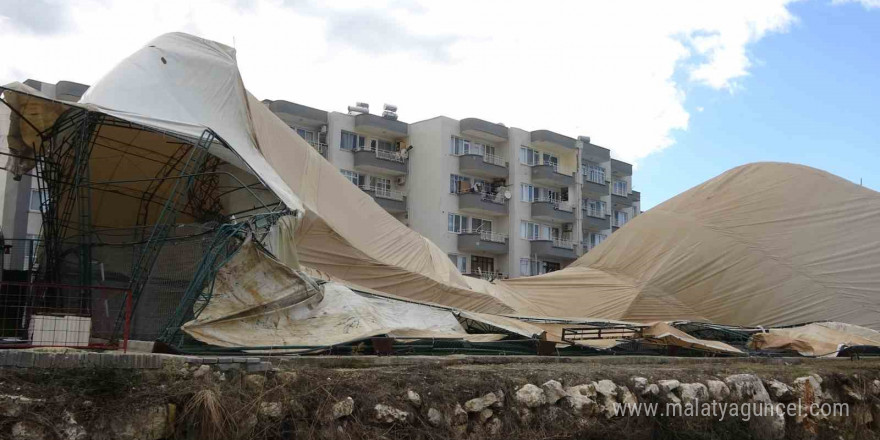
<box><xmin>11</xmin><ymin>421</ymin><xmax>49</xmax><ymax>440</ymax></box>
<box><xmin>541</xmin><ymin>380</ymin><xmax>567</xmax><ymax>405</ymax></box>
<box><xmin>725</xmin><ymin>374</ymin><xmax>771</xmax><ymax>404</ymax></box>
<box><xmin>103</xmin><ymin>405</ymin><xmax>169</xmax><ymax>440</ymax></box>
<box><xmin>427</xmin><ymin>407</ymin><xmax>444</xmax><ymax>427</ymax></box>
<box><xmin>192</xmin><ymin>365</ymin><xmax>211</xmax><ymax>379</ymax></box>
<box><xmin>0</xmin><ymin>394</ymin><xmax>43</xmax><ymax>417</ymax></box>
<box><xmin>618</xmin><ymin>386</ymin><xmax>638</xmax><ymax>406</ymax></box>
<box><xmin>765</xmin><ymin>379</ymin><xmax>794</xmax><ymax>402</ymax></box>
<box><xmin>706</xmin><ymin>380</ymin><xmax>730</xmax><ymax>401</ymax></box>
<box><xmin>406</xmin><ymin>390</ymin><xmax>422</xmax><ymax>407</ymax></box>
<box><xmin>486</xmin><ymin>417</ymin><xmax>502</xmax><ymax>436</ymax></box>
<box><xmin>277</xmin><ymin>371</ymin><xmax>298</xmax><ymax>384</ymax></box>
<box><xmin>62</xmin><ymin>410</ymin><xmax>88</xmax><ymax>440</ymax></box>
<box><xmin>515</xmin><ymin>384</ymin><xmax>546</xmax><ymax>408</ymax></box>
<box><xmin>492</xmin><ymin>389</ymin><xmax>505</xmax><ymax>408</ymax></box>
<box><xmin>259</xmin><ymin>402</ymin><xmax>283</xmax><ymax>419</ymax></box>
<box><xmin>792</xmin><ymin>376</ymin><xmax>823</xmax><ymax>406</ymax></box>
<box><xmin>679</xmin><ymin>383</ymin><xmax>709</xmax><ymax>406</ymax></box>
<box><xmin>464</xmin><ymin>392</ymin><xmax>499</xmax><ymax>412</ymax></box>
<box><xmin>643</xmin><ymin>384</ymin><xmax>660</xmax><ymax>397</ymax></box>
<box><xmin>844</xmin><ymin>386</ymin><xmax>865</xmax><ymax>403</ymax></box>
<box><xmin>330</xmin><ymin>397</ymin><xmax>354</xmax><ymax>420</ymax></box>
<box><xmin>451</xmin><ymin>404</ymin><xmax>468</xmax><ymax>425</ymax></box>
<box><xmin>288</xmin><ymin>399</ymin><xmax>308</xmax><ymax>419</ymax></box>
<box><xmin>564</xmin><ymin>394</ymin><xmax>598</xmax><ymax>415</ymax></box>
<box><xmin>515</xmin><ymin>407</ymin><xmax>533</xmax><ymax>424</ymax></box>
<box><xmin>545</xmin><ymin>405</ymin><xmax>564</xmax><ymax>422</ymax></box>
<box><xmin>657</xmin><ymin>380</ymin><xmax>680</xmax><ymax>394</ymax></box>
<box><xmin>479</xmin><ymin>408</ymin><xmax>494</xmax><ymax>423</ymax></box>
<box><xmin>631</xmin><ymin>377</ymin><xmax>648</xmax><ymax>395</ymax></box>
<box><xmin>566</xmin><ymin>384</ymin><xmax>597</xmax><ymax>399</ymax></box>
<box><xmin>594</xmin><ymin>380</ymin><xmax>617</xmax><ymax>397</ymax></box>
<box><xmin>871</xmin><ymin>379</ymin><xmax>880</xmax><ymax>397</ymax></box>
<box><xmin>245</xmin><ymin>375</ymin><xmax>266</xmax><ymax>390</ymax></box>
<box><xmin>374</xmin><ymin>404</ymin><xmax>410</xmax><ymax>424</ymax></box>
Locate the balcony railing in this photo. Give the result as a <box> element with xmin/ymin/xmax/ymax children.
<box><xmin>612</xmin><ymin>186</ymin><xmax>628</xmax><ymax>197</ymax></box>
<box><xmin>583</xmin><ymin>171</ymin><xmax>606</xmax><ymax>185</ymax></box>
<box><xmin>612</xmin><ymin>216</ymin><xmax>628</xmax><ymax>227</ymax></box>
<box><xmin>457</xmin><ymin>191</ymin><xmax>508</xmax><ymax>205</ymax></box>
<box><xmin>482</xmin><ymin>153</ymin><xmax>506</xmax><ymax>167</ymax></box>
<box><xmin>533</xmin><ymin>197</ymin><xmax>574</xmax><ymax>212</ymax></box>
<box><xmin>459</xmin><ymin>229</ymin><xmax>508</xmax><ymax>243</ymax></box>
<box><xmin>552</xmin><ymin>238</ymin><xmax>576</xmax><ymax>250</ymax></box>
<box><xmin>308</xmin><ymin>140</ymin><xmax>328</xmax><ymax>156</ymax></box>
<box><xmin>361</xmin><ymin>185</ymin><xmax>405</xmax><ymax>201</ymax></box>
<box><xmin>355</xmin><ymin>147</ymin><xmax>406</xmax><ymax>163</ymax></box>
<box><xmin>582</xmin><ymin>206</ymin><xmax>606</xmax><ymax>218</ymax></box>
<box><xmin>467</xmin><ymin>271</ymin><xmax>508</xmax><ymax>281</ymax></box>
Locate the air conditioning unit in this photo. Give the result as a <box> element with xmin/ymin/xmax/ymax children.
<box><xmin>396</xmin><ymin>176</ymin><xmax>407</xmax><ymax>186</ymax></box>
<box><xmin>563</xmin><ymin>224</ymin><xmax>573</xmax><ymax>233</ymax></box>
<box><xmin>320</xmin><ymin>125</ymin><xmax>328</xmax><ymax>133</ymax></box>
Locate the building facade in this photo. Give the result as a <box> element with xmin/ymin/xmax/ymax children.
<box><xmin>263</xmin><ymin>99</ymin><xmax>641</xmax><ymax>279</ymax></box>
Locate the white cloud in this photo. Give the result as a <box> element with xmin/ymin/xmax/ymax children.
<box><xmin>832</xmin><ymin>0</ymin><xmax>880</xmax><ymax>9</ymax></box>
<box><xmin>0</xmin><ymin>0</ymin><xmax>801</xmax><ymax>163</ymax></box>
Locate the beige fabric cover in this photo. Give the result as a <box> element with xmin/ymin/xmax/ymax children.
<box><xmin>748</xmin><ymin>322</ymin><xmax>880</xmax><ymax>357</ymax></box>
<box><xmin>503</xmin><ymin>163</ymin><xmax>880</xmax><ymax>330</ymax></box>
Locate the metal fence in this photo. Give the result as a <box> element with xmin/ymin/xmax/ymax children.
<box><xmin>0</xmin><ymin>281</ymin><xmax>132</xmax><ymax>351</ymax></box>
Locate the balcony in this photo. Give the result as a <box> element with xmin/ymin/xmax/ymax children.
<box><xmin>360</xmin><ymin>185</ymin><xmax>406</xmax><ymax>214</ymax></box>
<box><xmin>582</xmin><ymin>175</ymin><xmax>609</xmax><ymax>197</ymax></box>
<box><xmin>582</xmin><ymin>208</ymin><xmax>611</xmax><ymax>230</ymax></box>
<box><xmin>611</xmin><ymin>188</ymin><xmax>632</xmax><ymax>207</ymax></box>
<box><xmin>458</xmin><ymin>191</ymin><xmax>508</xmax><ymax>217</ymax></box>
<box><xmin>308</xmin><ymin>140</ymin><xmax>328</xmax><ymax>157</ymax></box>
<box><xmin>630</xmin><ymin>190</ymin><xmax>641</xmax><ymax>203</ymax></box>
<box><xmin>457</xmin><ymin>230</ymin><xmax>508</xmax><ymax>255</ymax></box>
<box><xmin>531</xmin><ymin>199</ymin><xmax>575</xmax><ymax>223</ymax></box>
<box><xmin>530</xmin><ymin>239</ymin><xmax>578</xmax><ymax>261</ymax></box>
<box><xmin>353</xmin><ymin>147</ymin><xmax>407</xmax><ymax>176</ymax></box>
<box><xmin>530</xmin><ymin>130</ymin><xmax>577</xmax><ymax>150</ymax></box>
<box><xmin>458</xmin><ymin>154</ymin><xmax>508</xmax><ymax>180</ymax></box>
<box><xmin>355</xmin><ymin>113</ymin><xmax>408</xmax><ymax>138</ymax></box>
<box><xmin>460</xmin><ymin>118</ymin><xmax>508</xmax><ymax>142</ymax></box>
<box><xmin>531</xmin><ymin>164</ymin><xmax>575</xmax><ymax>187</ymax></box>
<box><xmin>611</xmin><ymin>159</ymin><xmax>632</xmax><ymax>176</ymax></box>
<box><xmin>612</xmin><ymin>213</ymin><xmax>628</xmax><ymax>230</ymax></box>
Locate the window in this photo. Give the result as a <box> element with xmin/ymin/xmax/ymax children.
<box><xmin>450</xmin><ymin>174</ymin><xmax>470</xmax><ymax>193</ymax></box>
<box><xmin>520</xmin><ymin>258</ymin><xmax>554</xmax><ymax>276</ymax></box>
<box><xmin>543</xmin><ymin>262</ymin><xmax>561</xmax><ymax>273</ymax></box>
<box><xmin>450</xmin><ymin>136</ymin><xmax>471</xmax><ymax>155</ymax></box>
<box><xmin>587</xmin><ymin>232</ymin><xmax>607</xmax><ymax>248</ymax></box>
<box><xmin>615</xmin><ymin>210</ymin><xmax>629</xmax><ymax>226</ymax></box>
<box><xmin>520</xmin><ymin>184</ymin><xmax>535</xmax><ymax>202</ymax></box>
<box><xmin>520</xmin><ymin>221</ymin><xmax>543</xmax><ymax>240</ymax></box>
<box><xmin>483</xmin><ymin>145</ymin><xmax>496</xmax><ymax>157</ymax></box>
<box><xmin>471</xmin><ymin>256</ymin><xmax>494</xmax><ymax>275</ymax></box>
<box><xmin>448</xmin><ymin>213</ymin><xmax>469</xmax><ymax>233</ymax></box>
<box><xmin>295</xmin><ymin>128</ymin><xmax>315</xmax><ymax>144</ymax></box>
<box><xmin>519</xmin><ymin>146</ymin><xmax>539</xmax><ymax>166</ymax></box>
<box><xmin>23</xmin><ymin>234</ymin><xmax>39</xmax><ymax>269</ymax></box>
<box><xmin>584</xmin><ymin>199</ymin><xmax>606</xmax><ymax>217</ymax></box>
<box><xmin>542</xmin><ymin>153</ymin><xmax>558</xmax><ymax>170</ymax></box>
<box><xmin>377</xmin><ymin>139</ymin><xmax>396</xmax><ymax>152</ymax></box>
<box><xmin>29</xmin><ymin>189</ymin><xmax>43</xmax><ymax>212</ymax></box>
<box><xmin>340</xmin><ymin>169</ymin><xmax>364</xmax><ymax>187</ymax></box>
<box><xmin>374</xmin><ymin>176</ymin><xmax>391</xmax><ymax>193</ymax></box>
<box><xmin>613</xmin><ymin>180</ymin><xmax>628</xmax><ymax>196</ymax></box>
<box><xmin>582</xmin><ymin>163</ymin><xmax>606</xmax><ymax>184</ymax></box>
<box><xmin>340</xmin><ymin>131</ymin><xmax>365</xmax><ymax>150</ymax></box>
<box><xmin>471</xmin><ymin>218</ymin><xmax>492</xmax><ymax>233</ymax></box>
<box><xmin>448</xmin><ymin>254</ymin><xmax>467</xmax><ymax>273</ymax></box>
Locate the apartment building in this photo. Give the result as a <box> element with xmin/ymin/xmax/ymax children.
<box><xmin>264</xmin><ymin>99</ymin><xmax>641</xmax><ymax>279</ymax></box>
<box><xmin>1</xmin><ymin>79</ymin><xmax>89</xmax><ymax>270</ymax></box>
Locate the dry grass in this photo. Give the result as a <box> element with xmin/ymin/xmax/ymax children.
<box><xmin>181</xmin><ymin>387</ymin><xmax>237</xmax><ymax>440</ymax></box>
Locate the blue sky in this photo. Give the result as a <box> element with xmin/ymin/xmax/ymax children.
<box><xmin>637</xmin><ymin>1</ymin><xmax>879</xmax><ymax>209</ymax></box>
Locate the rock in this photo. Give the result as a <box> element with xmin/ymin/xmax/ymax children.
<box><xmin>486</xmin><ymin>417</ymin><xmax>502</xmax><ymax>436</ymax></box>
<box><xmin>706</xmin><ymin>380</ymin><xmax>730</xmax><ymax>401</ymax></box>
<box><xmin>749</xmin><ymin>403</ymin><xmax>786</xmax><ymax>440</ymax></box>
<box><xmin>643</xmin><ymin>384</ymin><xmax>660</xmax><ymax>397</ymax></box>
<box><xmin>374</xmin><ymin>404</ymin><xmax>410</xmax><ymax>424</ymax></box>
<box><xmin>515</xmin><ymin>407</ymin><xmax>533</xmax><ymax>424</ymax></box>
<box><xmin>657</xmin><ymin>380</ymin><xmax>680</xmax><ymax>394</ymax></box>
<box><xmin>564</xmin><ymin>394</ymin><xmax>598</xmax><ymax>415</ymax></box>
<box><xmin>515</xmin><ymin>384</ymin><xmax>546</xmax><ymax>408</ymax></box>
<box><xmin>193</xmin><ymin>365</ymin><xmax>211</xmax><ymax>379</ymax></box>
<box><xmin>103</xmin><ymin>405</ymin><xmax>169</xmax><ymax>440</ymax></box>
<box><xmin>245</xmin><ymin>375</ymin><xmax>266</xmax><ymax>390</ymax></box>
<box><xmin>479</xmin><ymin>408</ymin><xmax>494</xmax><ymax>423</ymax></box>
<box><xmin>545</xmin><ymin>405</ymin><xmax>564</xmax><ymax>422</ymax></box>
<box><xmin>11</xmin><ymin>421</ymin><xmax>50</xmax><ymax>440</ymax></box>
<box><xmin>594</xmin><ymin>380</ymin><xmax>617</xmax><ymax>397</ymax></box>
<box><xmin>330</xmin><ymin>397</ymin><xmax>354</xmax><ymax>420</ymax></box>
<box><xmin>464</xmin><ymin>392</ymin><xmax>499</xmax><ymax>412</ymax></box>
<box><xmin>0</xmin><ymin>394</ymin><xmax>43</xmax><ymax>417</ymax></box>
<box><xmin>62</xmin><ymin>410</ymin><xmax>88</xmax><ymax>440</ymax></box>
<box><xmin>617</xmin><ymin>386</ymin><xmax>638</xmax><ymax>406</ymax></box>
<box><xmin>679</xmin><ymin>383</ymin><xmax>709</xmax><ymax>406</ymax></box>
<box><xmin>792</xmin><ymin>376</ymin><xmax>823</xmax><ymax>406</ymax></box>
<box><xmin>541</xmin><ymin>380</ymin><xmax>567</xmax><ymax>405</ymax></box>
<box><xmin>451</xmin><ymin>424</ymin><xmax>467</xmax><ymax>438</ymax></box>
<box><xmin>631</xmin><ymin>377</ymin><xmax>648</xmax><ymax>395</ymax></box>
<box><xmin>288</xmin><ymin>399</ymin><xmax>308</xmax><ymax>419</ymax></box>
<box><xmin>427</xmin><ymin>407</ymin><xmax>444</xmax><ymax>427</ymax></box>
<box><xmin>871</xmin><ymin>379</ymin><xmax>880</xmax><ymax>397</ymax></box>
<box><xmin>765</xmin><ymin>380</ymin><xmax>794</xmax><ymax>402</ymax></box>
<box><xmin>725</xmin><ymin>374</ymin><xmax>771</xmax><ymax>404</ymax></box>
<box><xmin>406</xmin><ymin>390</ymin><xmax>422</xmax><ymax>407</ymax></box>
<box><xmin>451</xmin><ymin>403</ymin><xmax>468</xmax><ymax>425</ymax></box>
<box><xmin>276</xmin><ymin>371</ymin><xmax>298</xmax><ymax>384</ymax></box>
<box><xmin>259</xmin><ymin>402</ymin><xmax>283</xmax><ymax>419</ymax></box>
<box><xmin>844</xmin><ymin>385</ymin><xmax>865</xmax><ymax>403</ymax></box>
<box><xmin>492</xmin><ymin>389</ymin><xmax>505</xmax><ymax>408</ymax></box>
<box><xmin>566</xmin><ymin>384</ymin><xmax>596</xmax><ymax>399</ymax></box>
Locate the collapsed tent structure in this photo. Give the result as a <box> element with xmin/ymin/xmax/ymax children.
<box><xmin>1</xmin><ymin>33</ymin><xmax>878</xmax><ymax>357</ymax></box>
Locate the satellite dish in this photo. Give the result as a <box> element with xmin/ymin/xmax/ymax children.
<box><xmin>504</xmin><ymin>191</ymin><xmax>512</xmax><ymax>199</ymax></box>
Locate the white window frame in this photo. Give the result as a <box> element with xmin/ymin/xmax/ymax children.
<box><xmin>613</xmin><ymin>179</ymin><xmax>628</xmax><ymax>196</ymax></box>
<box><xmin>519</xmin><ymin>146</ymin><xmax>539</xmax><ymax>166</ymax></box>
<box><xmin>449</xmin><ymin>254</ymin><xmax>467</xmax><ymax>274</ymax></box>
<box><xmin>340</xmin><ymin>130</ymin><xmax>365</xmax><ymax>151</ymax></box>
<box><xmin>29</xmin><ymin>188</ymin><xmax>43</xmax><ymax>212</ymax></box>
<box><xmin>583</xmin><ymin>163</ymin><xmax>606</xmax><ymax>184</ymax></box>
<box><xmin>450</xmin><ymin>174</ymin><xmax>470</xmax><ymax>194</ymax></box>
<box><xmin>448</xmin><ymin>213</ymin><xmax>469</xmax><ymax>233</ymax></box>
